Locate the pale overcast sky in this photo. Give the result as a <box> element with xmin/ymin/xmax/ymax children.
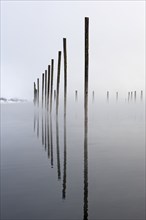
<box><xmin>1</xmin><ymin>1</ymin><xmax>145</xmax><ymax>100</ymax></box>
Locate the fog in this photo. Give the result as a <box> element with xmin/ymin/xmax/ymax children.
<box><xmin>1</xmin><ymin>1</ymin><xmax>145</xmax><ymax>100</ymax></box>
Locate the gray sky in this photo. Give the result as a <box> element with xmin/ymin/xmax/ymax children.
<box><xmin>1</xmin><ymin>1</ymin><xmax>145</xmax><ymax>100</ymax></box>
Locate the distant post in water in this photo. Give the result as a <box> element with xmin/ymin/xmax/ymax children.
<box><xmin>34</xmin><ymin>82</ymin><xmax>36</xmax><ymax>105</ymax></box>
<box><xmin>75</xmin><ymin>90</ymin><xmax>78</xmax><ymax>101</ymax></box>
<box><xmin>92</xmin><ymin>91</ymin><xmax>94</xmax><ymax>102</ymax></box>
<box><xmin>134</xmin><ymin>91</ymin><xmax>136</xmax><ymax>101</ymax></box>
<box><xmin>50</xmin><ymin>59</ymin><xmax>54</xmax><ymax>113</ymax></box>
<box><xmin>42</xmin><ymin>73</ymin><xmax>44</xmax><ymax>108</ymax></box>
<box><xmin>54</xmin><ymin>90</ymin><xmax>56</xmax><ymax>101</ymax></box>
<box><xmin>63</xmin><ymin>38</ymin><xmax>67</xmax><ymax>116</ymax></box>
<box><xmin>84</xmin><ymin>17</ymin><xmax>89</xmax><ymax>119</ymax></box>
<box><xmin>141</xmin><ymin>90</ymin><xmax>143</xmax><ymax>100</ymax></box>
<box><xmin>56</xmin><ymin>51</ymin><xmax>62</xmax><ymax>115</ymax></box>
<box><xmin>107</xmin><ymin>91</ymin><xmax>109</xmax><ymax>101</ymax></box>
<box><xmin>116</xmin><ymin>92</ymin><xmax>118</xmax><ymax>100</ymax></box>
<box><xmin>128</xmin><ymin>92</ymin><xmax>130</xmax><ymax>101</ymax></box>
<box><xmin>131</xmin><ymin>91</ymin><xmax>133</xmax><ymax>100</ymax></box>
<box><xmin>47</xmin><ymin>65</ymin><xmax>50</xmax><ymax>110</ymax></box>
<box><xmin>45</xmin><ymin>70</ymin><xmax>47</xmax><ymax>108</ymax></box>
<box><xmin>37</xmin><ymin>78</ymin><xmax>39</xmax><ymax>107</ymax></box>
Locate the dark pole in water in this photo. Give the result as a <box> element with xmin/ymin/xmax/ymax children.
<box><xmin>92</xmin><ymin>91</ymin><xmax>94</xmax><ymax>102</ymax></box>
<box><xmin>37</xmin><ymin>78</ymin><xmax>39</xmax><ymax>107</ymax></box>
<box><xmin>141</xmin><ymin>90</ymin><xmax>143</xmax><ymax>100</ymax></box>
<box><xmin>62</xmin><ymin>114</ymin><xmax>67</xmax><ymax>199</ymax></box>
<box><xmin>131</xmin><ymin>91</ymin><xmax>133</xmax><ymax>100</ymax></box>
<box><xmin>56</xmin><ymin>51</ymin><xmax>62</xmax><ymax>115</ymax></box>
<box><xmin>50</xmin><ymin>59</ymin><xmax>54</xmax><ymax>113</ymax></box>
<box><xmin>116</xmin><ymin>92</ymin><xmax>118</xmax><ymax>100</ymax></box>
<box><xmin>45</xmin><ymin>70</ymin><xmax>47</xmax><ymax>108</ymax></box>
<box><xmin>47</xmin><ymin>65</ymin><xmax>50</xmax><ymax>110</ymax></box>
<box><xmin>63</xmin><ymin>38</ymin><xmax>67</xmax><ymax>116</ymax></box>
<box><xmin>134</xmin><ymin>91</ymin><xmax>136</xmax><ymax>101</ymax></box>
<box><xmin>34</xmin><ymin>82</ymin><xmax>36</xmax><ymax>105</ymax></box>
<box><xmin>54</xmin><ymin>90</ymin><xmax>56</xmax><ymax>101</ymax></box>
<box><xmin>42</xmin><ymin>73</ymin><xmax>44</xmax><ymax>108</ymax></box>
<box><xmin>75</xmin><ymin>90</ymin><xmax>78</xmax><ymax>101</ymax></box>
<box><xmin>128</xmin><ymin>92</ymin><xmax>130</xmax><ymax>102</ymax></box>
<box><xmin>84</xmin><ymin>17</ymin><xmax>89</xmax><ymax>119</ymax></box>
<box><xmin>107</xmin><ymin>91</ymin><xmax>109</xmax><ymax>101</ymax></box>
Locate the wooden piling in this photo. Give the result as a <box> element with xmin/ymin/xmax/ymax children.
<box><xmin>50</xmin><ymin>59</ymin><xmax>54</xmax><ymax>112</ymax></box>
<box><xmin>37</xmin><ymin>78</ymin><xmax>39</xmax><ymax>106</ymax></box>
<box><xmin>45</xmin><ymin>70</ymin><xmax>47</xmax><ymax>108</ymax></box>
<box><xmin>116</xmin><ymin>92</ymin><xmax>118</xmax><ymax>100</ymax></box>
<box><xmin>131</xmin><ymin>91</ymin><xmax>133</xmax><ymax>99</ymax></box>
<box><xmin>56</xmin><ymin>51</ymin><xmax>62</xmax><ymax>115</ymax></box>
<box><xmin>62</xmin><ymin>115</ymin><xmax>67</xmax><ymax>199</ymax></box>
<box><xmin>92</xmin><ymin>91</ymin><xmax>94</xmax><ymax>101</ymax></box>
<box><xmin>75</xmin><ymin>90</ymin><xmax>78</xmax><ymax>101</ymax></box>
<box><xmin>107</xmin><ymin>91</ymin><xmax>109</xmax><ymax>100</ymax></box>
<box><xmin>63</xmin><ymin>38</ymin><xmax>67</xmax><ymax>116</ymax></box>
<box><xmin>47</xmin><ymin>65</ymin><xmax>50</xmax><ymax>110</ymax></box>
<box><xmin>42</xmin><ymin>73</ymin><xmax>44</xmax><ymax>108</ymax></box>
<box><xmin>54</xmin><ymin>90</ymin><xmax>56</xmax><ymax>101</ymax></box>
<box><xmin>134</xmin><ymin>91</ymin><xmax>136</xmax><ymax>100</ymax></box>
<box><xmin>84</xmin><ymin>17</ymin><xmax>89</xmax><ymax>118</ymax></box>
<box><xmin>141</xmin><ymin>90</ymin><xmax>143</xmax><ymax>100</ymax></box>
<box><xmin>128</xmin><ymin>92</ymin><xmax>130</xmax><ymax>101</ymax></box>
<box><xmin>34</xmin><ymin>82</ymin><xmax>36</xmax><ymax>105</ymax></box>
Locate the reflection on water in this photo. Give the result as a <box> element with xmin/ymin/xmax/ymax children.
<box><xmin>1</xmin><ymin>99</ymin><xmax>145</xmax><ymax>220</ymax></box>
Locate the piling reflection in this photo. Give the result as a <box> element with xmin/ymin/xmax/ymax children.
<box><xmin>42</xmin><ymin>113</ymin><xmax>44</xmax><ymax>145</ymax></box>
<box><xmin>62</xmin><ymin>115</ymin><xmax>67</xmax><ymax>199</ymax></box>
<box><xmin>47</xmin><ymin>114</ymin><xmax>50</xmax><ymax>158</ymax></box>
<box><xmin>50</xmin><ymin>116</ymin><xmax>54</xmax><ymax>168</ymax></box>
<box><xmin>56</xmin><ymin>116</ymin><xmax>61</xmax><ymax>180</ymax></box>
<box><xmin>45</xmin><ymin>112</ymin><xmax>47</xmax><ymax>151</ymax></box>
<box><xmin>84</xmin><ymin>102</ymin><xmax>88</xmax><ymax>220</ymax></box>
<box><xmin>37</xmin><ymin>111</ymin><xmax>39</xmax><ymax>138</ymax></box>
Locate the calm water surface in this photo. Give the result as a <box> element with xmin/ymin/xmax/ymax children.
<box><xmin>1</xmin><ymin>98</ymin><xmax>145</xmax><ymax>219</ymax></box>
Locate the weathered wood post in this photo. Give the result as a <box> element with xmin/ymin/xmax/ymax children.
<box><xmin>84</xmin><ymin>17</ymin><xmax>89</xmax><ymax>120</ymax></box>
<box><xmin>134</xmin><ymin>91</ymin><xmax>136</xmax><ymax>101</ymax></box>
<box><xmin>34</xmin><ymin>82</ymin><xmax>36</xmax><ymax>105</ymax></box>
<box><xmin>75</xmin><ymin>90</ymin><xmax>78</xmax><ymax>101</ymax></box>
<box><xmin>37</xmin><ymin>78</ymin><xmax>39</xmax><ymax>107</ymax></box>
<box><xmin>63</xmin><ymin>38</ymin><xmax>67</xmax><ymax>116</ymax></box>
<box><xmin>131</xmin><ymin>91</ymin><xmax>133</xmax><ymax>100</ymax></box>
<box><xmin>141</xmin><ymin>90</ymin><xmax>143</xmax><ymax>100</ymax></box>
<box><xmin>128</xmin><ymin>92</ymin><xmax>130</xmax><ymax>101</ymax></box>
<box><xmin>50</xmin><ymin>59</ymin><xmax>54</xmax><ymax>112</ymax></box>
<box><xmin>50</xmin><ymin>116</ymin><xmax>53</xmax><ymax>168</ymax></box>
<box><xmin>47</xmin><ymin>65</ymin><xmax>50</xmax><ymax>110</ymax></box>
<box><xmin>92</xmin><ymin>91</ymin><xmax>94</xmax><ymax>102</ymax></box>
<box><xmin>56</xmin><ymin>51</ymin><xmax>62</xmax><ymax>115</ymax></box>
<box><xmin>116</xmin><ymin>92</ymin><xmax>118</xmax><ymax>100</ymax></box>
<box><xmin>42</xmin><ymin>73</ymin><xmax>44</xmax><ymax>108</ymax></box>
<box><xmin>107</xmin><ymin>91</ymin><xmax>109</xmax><ymax>101</ymax></box>
<box><xmin>54</xmin><ymin>90</ymin><xmax>56</xmax><ymax>101</ymax></box>
<box><xmin>45</xmin><ymin>70</ymin><xmax>47</xmax><ymax>108</ymax></box>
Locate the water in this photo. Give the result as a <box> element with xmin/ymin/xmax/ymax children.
<box><xmin>1</xmin><ymin>98</ymin><xmax>145</xmax><ymax>220</ymax></box>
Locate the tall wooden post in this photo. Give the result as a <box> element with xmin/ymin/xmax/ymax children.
<box><xmin>54</xmin><ymin>90</ymin><xmax>56</xmax><ymax>101</ymax></box>
<box><xmin>45</xmin><ymin>70</ymin><xmax>47</xmax><ymax>108</ymax></box>
<box><xmin>63</xmin><ymin>38</ymin><xmax>67</xmax><ymax>116</ymax></box>
<box><xmin>42</xmin><ymin>73</ymin><xmax>44</xmax><ymax>108</ymax></box>
<box><xmin>141</xmin><ymin>90</ymin><xmax>143</xmax><ymax>100</ymax></box>
<box><xmin>47</xmin><ymin>65</ymin><xmax>50</xmax><ymax>110</ymax></box>
<box><xmin>34</xmin><ymin>82</ymin><xmax>36</xmax><ymax>105</ymax></box>
<box><xmin>50</xmin><ymin>59</ymin><xmax>54</xmax><ymax>113</ymax></box>
<box><xmin>37</xmin><ymin>78</ymin><xmax>39</xmax><ymax>107</ymax></box>
<box><xmin>56</xmin><ymin>51</ymin><xmax>62</xmax><ymax>115</ymax></box>
<box><xmin>84</xmin><ymin>17</ymin><xmax>89</xmax><ymax>120</ymax></box>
